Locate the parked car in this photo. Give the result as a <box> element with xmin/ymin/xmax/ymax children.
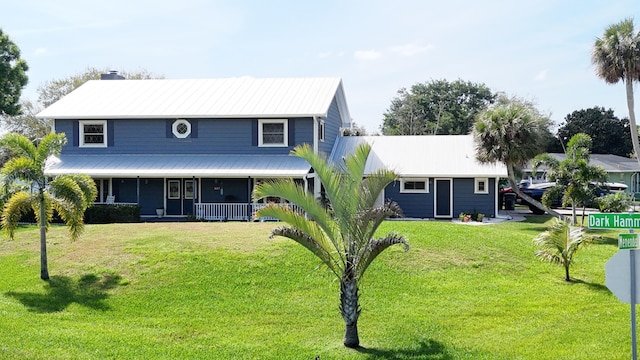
<box><xmin>504</xmin><ymin>181</ymin><xmax>628</xmax><ymax>215</ymax></box>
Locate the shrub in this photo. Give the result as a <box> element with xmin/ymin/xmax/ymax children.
<box><xmin>597</xmin><ymin>192</ymin><xmax>632</xmax><ymax>213</ymax></box>
<box><xmin>84</xmin><ymin>204</ymin><xmax>141</xmax><ymax>224</ymax></box>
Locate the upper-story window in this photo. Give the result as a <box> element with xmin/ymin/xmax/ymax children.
<box><xmin>79</xmin><ymin>120</ymin><xmax>107</xmax><ymax>147</ymax></box>
<box><xmin>319</xmin><ymin>119</ymin><xmax>325</xmax><ymax>142</ymax></box>
<box><xmin>172</xmin><ymin>119</ymin><xmax>191</xmax><ymax>138</ymax></box>
<box><xmin>258</xmin><ymin>119</ymin><xmax>288</xmax><ymax>147</ymax></box>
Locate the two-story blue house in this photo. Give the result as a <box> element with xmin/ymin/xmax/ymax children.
<box><xmin>38</xmin><ymin>77</ymin><xmax>350</xmax><ymax>220</ymax></box>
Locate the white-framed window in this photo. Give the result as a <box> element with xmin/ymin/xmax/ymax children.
<box><xmin>319</xmin><ymin>120</ymin><xmax>325</xmax><ymax>142</ymax></box>
<box><xmin>258</xmin><ymin>119</ymin><xmax>288</xmax><ymax>147</ymax></box>
<box><xmin>400</xmin><ymin>178</ymin><xmax>429</xmax><ymax>193</ymax></box>
<box><xmin>79</xmin><ymin>120</ymin><xmax>107</xmax><ymax>147</ymax></box>
<box><xmin>475</xmin><ymin>178</ymin><xmax>489</xmax><ymax>194</ymax></box>
<box><xmin>168</xmin><ymin>180</ymin><xmax>181</xmax><ymax>199</ymax></box>
<box><xmin>172</xmin><ymin>119</ymin><xmax>191</xmax><ymax>138</ymax></box>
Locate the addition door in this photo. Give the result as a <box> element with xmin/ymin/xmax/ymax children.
<box><xmin>434</xmin><ymin>178</ymin><xmax>453</xmax><ymax>218</ymax></box>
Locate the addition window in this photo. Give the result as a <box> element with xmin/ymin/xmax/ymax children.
<box><xmin>172</xmin><ymin>119</ymin><xmax>191</xmax><ymax>138</ymax></box>
<box><xmin>475</xmin><ymin>178</ymin><xmax>489</xmax><ymax>194</ymax></box>
<box><xmin>400</xmin><ymin>178</ymin><xmax>429</xmax><ymax>193</ymax></box>
<box><xmin>79</xmin><ymin>120</ymin><xmax>107</xmax><ymax>147</ymax></box>
<box><xmin>258</xmin><ymin>119</ymin><xmax>288</xmax><ymax>147</ymax></box>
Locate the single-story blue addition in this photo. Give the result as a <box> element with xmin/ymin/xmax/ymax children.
<box><xmin>38</xmin><ymin>76</ymin><xmax>351</xmax><ymax>220</ymax></box>
<box><xmin>328</xmin><ymin>135</ymin><xmax>508</xmax><ymax>219</ymax></box>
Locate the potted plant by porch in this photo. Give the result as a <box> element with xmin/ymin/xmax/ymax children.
<box><xmin>156</xmin><ymin>208</ymin><xmax>164</xmax><ymax>217</ymax></box>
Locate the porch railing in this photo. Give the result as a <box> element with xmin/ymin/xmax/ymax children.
<box><xmin>194</xmin><ymin>203</ymin><xmax>303</xmax><ymax>221</ymax></box>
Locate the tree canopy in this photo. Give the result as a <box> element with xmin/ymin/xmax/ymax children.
<box><xmin>381</xmin><ymin>79</ymin><xmax>495</xmax><ymax>135</ymax></box>
<box><xmin>0</xmin><ymin>29</ymin><xmax>28</xmax><ymax>117</ymax></box>
<box><xmin>553</xmin><ymin>107</ymin><xmax>633</xmax><ymax>157</ymax></box>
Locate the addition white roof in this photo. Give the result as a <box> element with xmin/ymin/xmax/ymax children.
<box><xmin>524</xmin><ymin>153</ymin><xmax>640</xmax><ymax>173</ymax></box>
<box><xmin>329</xmin><ymin>135</ymin><xmax>507</xmax><ymax>178</ymax></box>
<box><xmin>37</xmin><ymin>77</ymin><xmax>350</xmax><ymax>124</ymax></box>
<box><xmin>45</xmin><ymin>154</ymin><xmax>311</xmax><ymax>178</ymax></box>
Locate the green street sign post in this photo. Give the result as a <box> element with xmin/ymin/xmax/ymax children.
<box><xmin>591</xmin><ymin>212</ymin><xmax>640</xmax><ymax>360</ymax></box>
<box><xmin>588</xmin><ymin>213</ymin><xmax>640</xmax><ymax>229</ymax></box>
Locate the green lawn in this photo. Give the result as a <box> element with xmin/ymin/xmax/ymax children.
<box><xmin>0</xmin><ymin>218</ymin><xmax>631</xmax><ymax>359</ymax></box>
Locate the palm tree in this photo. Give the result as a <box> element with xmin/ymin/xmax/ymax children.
<box><xmin>532</xmin><ymin>134</ymin><xmax>607</xmax><ymax>225</ymax></box>
<box><xmin>252</xmin><ymin>143</ymin><xmax>408</xmax><ymax>348</ymax></box>
<box><xmin>534</xmin><ymin>218</ymin><xmax>592</xmax><ymax>281</ymax></box>
<box><xmin>592</xmin><ymin>18</ymin><xmax>640</xmax><ymax>164</ymax></box>
<box><xmin>1</xmin><ymin>133</ymin><xmax>97</xmax><ymax>280</ymax></box>
<box><xmin>471</xmin><ymin>96</ymin><xmax>560</xmax><ymax>216</ymax></box>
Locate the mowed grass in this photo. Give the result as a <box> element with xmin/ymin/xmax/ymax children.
<box><xmin>0</xmin><ymin>218</ymin><xmax>631</xmax><ymax>359</ymax></box>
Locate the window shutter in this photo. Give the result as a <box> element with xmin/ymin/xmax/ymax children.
<box><xmin>191</xmin><ymin>120</ymin><xmax>198</xmax><ymax>138</ymax></box>
<box><xmin>288</xmin><ymin>120</ymin><xmax>295</xmax><ymax>146</ymax></box>
<box><xmin>252</xmin><ymin>120</ymin><xmax>258</xmax><ymax>146</ymax></box>
<box><xmin>73</xmin><ymin>121</ymin><xmax>79</xmax><ymax>146</ymax></box>
<box><xmin>166</xmin><ymin>120</ymin><xmax>172</xmax><ymax>138</ymax></box>
<box><xmin>107</xmin><ymin>120</ymin><xmax>114</xmax><ymax>146</ymax></box>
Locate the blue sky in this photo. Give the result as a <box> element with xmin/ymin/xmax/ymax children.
<box><xmin>3</xmin><ymin>0</ymin><xmax>640</xmax><ymax>133</ymax></box>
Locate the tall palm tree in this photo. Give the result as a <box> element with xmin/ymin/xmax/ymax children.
<box><xmin>534</xmin><ymin>218</ymin><xmax>592</xmax><ymax>281</ymax></box>
<box><xmin>472</xmin><ymin>96</ymin><xmax>560</xmax><ymax>217</ymax></box>
<box><xmin>1</xmin><ymin>133</ymin><xmax>97</xmax><ymax>280</ymax></box>
<box><xmin>252</xmin><ymin>143</ymin><xmax>408</xmax><ymax>348</ymax></box>
<box><xmin>592</xmin><ymin>18</ymin><xmax>640</xmax><ymax>164</ymax></box>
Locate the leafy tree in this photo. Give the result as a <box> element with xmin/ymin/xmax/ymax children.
<box><xmin>534</xmin><ymin>218</ymin><xmax>592</xmax><ymax>281</ymax></box>
<box><xmin>472</xmin><ymin>95</ymin><xmax>560</xmax><ymax>217</ymax></box>
<box><xmin>38</xmin><ymin>67</ymin><xmax>162</xmax><ymax>107</ymax></box>
<box><xmin>592</xmin><ymin>18</ymin><xmax>640</xmax><ymax>162</ymax></box>
<box><xmin>0</xmin><ymin>29</ymin><xmax>28</xmax><ymax>117</ymax></box>
<box><xmin>252</xmin><ymin>143</ymin><xmax>408</xmax><ymax>348</ymax></box>
<box><xmin>533</xmin><ymin>134</ymin><xmax>607</xmax><ymax>224</ymax></box>
<box><xmin>554</xmin><ymin>107</ymin><xmax>633</xmax><ymax>156</ymax></box>
<box><xmin>1</xmin><ymin>133</ymin><xmax>97</xmax><ymax>280</ymax></box>
<box><xmin>382</xmin><ymin>79</ymin><xmax>495</xmax><ymax>135</ymax></box>
<box><xmin>342</xmin><ymin>121</ymin><xmax>368</xmax><ymax>136</ymax></box>
<box><xmin>0</xmin><ymin>100</ymin><xmax>50</xmax><ymax>141</ymax></box>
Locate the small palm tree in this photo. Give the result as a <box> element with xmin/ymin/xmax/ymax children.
<box><xmin>1</xmin><ymin>133</ymin><xmax>97</xmax><ymax>280</ymax></box>
<box><xmin>252</xmin><ymin>143</ymin><xmax>408</xmax><ymax>348</ymax></box>
<box><xmin>592</xmin><ymin>18</ymin><xmax>640</xmax><ymax>164</ymax></box>
<box><xmin>534</xmin><ymin>218</ymin><xmax>591</xmax><ymax>281</ymax></box>
<box><xmin>472</xmin><ymin>95</ymin><xmax>560</xmax><ymax>216</ymax></box>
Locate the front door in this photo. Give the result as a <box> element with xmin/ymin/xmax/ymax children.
<box><xmin>166</xmin><ymin>179</ymin><xmax>198</xmax><ymax>216</ymax></box>
<box><xmin>435</xmin><ymin>178</ymin><xmax>452</xmax><ymax>218</ymax></box>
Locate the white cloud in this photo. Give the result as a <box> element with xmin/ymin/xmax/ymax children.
<box><xmin>354</xmin><ymin>50</ymin><xmax>382</xmax><ymax>61</ymax></box>
<box><xmin>389</xmin><ymin>43</ymin><xmax>434</xmax><ymax>57</ymax></box>
<box><xmin>534</xmin><ymin>69</ymin><xmax>548</xmax><ymax>81</ymax></box>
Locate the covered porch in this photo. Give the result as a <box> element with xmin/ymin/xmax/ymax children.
<box><xmin>46</xmin><ymin>153</ymin><xmax>315</xmax><ymax>221</ymax></box>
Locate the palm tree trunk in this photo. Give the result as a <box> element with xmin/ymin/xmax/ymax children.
<box><xmin>626</xmin><ymin>76</ymin><xmax>640</xmax><ymax>172</ymax></box>
<box><xmin>564</xmin><ymin>265</ymin><xmax>571</xmax><ymax>282</ymax></box>
<box><xmin>39</xmin><ymin>192</ymin><xmax>49</xmax><ymax>281</ymax></box>
<box><xmin>506</xmin><ymin>165</ymin><xmax>563</xmax><ymax>218</ymax></box>
<box><xmin>340</xmin><ymin>274</ymin><xmax>360</xmax><ymax>348</ymax></box>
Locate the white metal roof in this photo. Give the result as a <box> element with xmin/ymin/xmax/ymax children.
<box><xmin>329</xmin><ymin>135</ymin><xmax>507</xmax><ymax>177</ymax></box>
<box><xmin>45</xmin><ymin>154</ymin><xmax>311</xmax><ymax>178</ymax></box>
<box><xmin>524</xmin><ymin>153</ymin><xmax>640</xmax><ymax>173</ymax></box>
<box><xmin>37</xmin><ymin>77</ymin><xmax>351</xmax><ymax>124</ymax></box>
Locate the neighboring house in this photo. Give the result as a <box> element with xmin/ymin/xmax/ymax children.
<box><xmin>522</xmin><ymin>153</ymin><xmax>640</xmax><ymax>197</ymax></box>
<box><xmin>37</xmin><ymin>77</ymin><xmax>350</xmax><ymax>220</ymax></box>
<box><xmin>329</xmin><ymin>135</ymin><xmax>507</xmax><ymax>219</ymax></box>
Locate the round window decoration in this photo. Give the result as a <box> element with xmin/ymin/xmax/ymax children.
<box><xmin>172</xmin><ymin>119</ymin><xmax>191</xmax><ymax>138</ymax></box>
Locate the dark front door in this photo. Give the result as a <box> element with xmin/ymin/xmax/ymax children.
<box><xmin>166</xmin><ymin>179</ymin><xmax>198</xmax><ymax>216</ymax></box>
<box><xmin>435</xmin><ymin>178</ymin><xmax>452</xmax><ymax>218</ymax></box>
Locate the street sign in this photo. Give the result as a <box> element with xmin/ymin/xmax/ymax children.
<box><xmin>606</xmin><ymin>250</ymin><xmax>640</xmax><ymax>303</ymax></box>
<box><xmin>620</xmin><ymin>233</ymin><xmax>640</xmax><ymax>250</ymax></box>
<box><xmin>588</xmin><ymin>213</ymin><xmax>640</xmax><ymax>229</ymax></box>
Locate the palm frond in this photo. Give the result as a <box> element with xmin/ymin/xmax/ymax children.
<box><xmin>34</xmin><ymin>133</ymin><xmax>66</xmax><ymax>165</ymax></box>
<box><xmin>356</xmin><ymin>232</ymin><xmax>409</xmax><ymax>278</ymax></box>
<box><xmin>0</xmin><ymin>133</ymin><xmax>37</xmax><ymax>160</ymax></box>
<box><xmin>271</xmin><ymin>225</ymin><xmax>343</xmax><ymax>277</ymax></box>
<box><xmin>1</xmin><ymin>191</ymin><xmax>37</xmax><ymax>240</ymax></box>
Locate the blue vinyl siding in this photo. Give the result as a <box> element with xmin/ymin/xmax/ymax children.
<box><xmin>139</xmin><ymin>179</ymin><xmax>164</xmax><ymax>215</ymax></box>
<box><xmin>385</xmin><ymin>178</ymin><xmax>497</xmax><ymax>218</ymax></box>
<box><xmin>319</xmin><ymin>98</ymin><xmax>344</xmax><ymax>155</ymax></box>
<box><xmin>56</xmin><ymin>117</ymin><xmax>315</xmax><ymax>155</ymax></box>
<box><xmin>452</xmin><ymin>178</ymin><xmax>497</xmax><ymax>218</ymax></box>
<box><xmin>385</xmin><ymin>180</ymin><xmax>434</xmax><ymax>218</ymax></box>
<box><xmin>112</xmin><ymin>178</ymin><xmax>138</xmax><ymax>203</ymax></box>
